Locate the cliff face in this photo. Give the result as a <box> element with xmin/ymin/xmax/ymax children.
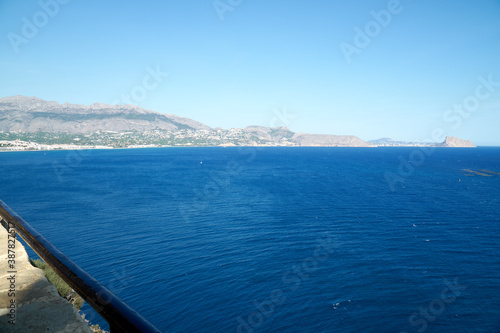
<box><xmin>440</xmin><ymin>136</ymin><xmax>476</xmax><ymax>147</ymax></box>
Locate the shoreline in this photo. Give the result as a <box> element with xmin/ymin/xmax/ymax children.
<box><xmin>0</xmin><ymin>145</ymin><xmax>484</xmax><ymax>153</ymax></box>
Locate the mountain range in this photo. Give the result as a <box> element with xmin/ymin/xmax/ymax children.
<box><xmin>0</xmin><ymin>95</ymin><xmax>209</xmax><ymax>133</ymax></box>
<box><xmin>0</xmin><ymin>96</ymin><xmax>475</xmax><ymax>148</ymax></box>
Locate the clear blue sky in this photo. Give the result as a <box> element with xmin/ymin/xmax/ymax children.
<box><xmin>1</xmin><ymin>0</ymin><xmax>499</xmax><ymax>145</ymax></box>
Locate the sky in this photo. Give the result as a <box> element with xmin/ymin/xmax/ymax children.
<box><xmin>1</xmin><ymin>0</ymin><xmax>499</xmax><ymax>145</ymax></box>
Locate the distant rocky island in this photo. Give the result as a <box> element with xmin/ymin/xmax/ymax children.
<box><xmin>0</xmin><ymin>96</ymin><xmax>476</xmax><ymax>150</ymax></box>
<box><xmin>368</xmin><ymin>136</ymin><xmax>476</xmax><ymax>148</ymax></box>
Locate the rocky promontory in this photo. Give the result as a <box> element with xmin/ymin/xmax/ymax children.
<box><xmin>438</xmin><ymin>136</ymin><xmax>476</xmax><ymax>147</ymax></box>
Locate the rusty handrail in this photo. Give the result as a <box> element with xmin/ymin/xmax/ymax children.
<box><xmin>0</xmin><ymin>199</ymin><xmax>161</xmax><ymax>333</ymax></box>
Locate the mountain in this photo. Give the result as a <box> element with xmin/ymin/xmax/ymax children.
<box><xmin>0</xmin><ymin>96</ymin><xmax>475</xmax><ymax>149</ymax></box>
<box><xmin>293</xmin><ymin>133</ymin><xmax>370</xmax><ymax>147</ymax></box>
<box><xmin>438</xmin><ymin>136</ymin><xmax>476</xmax><ymax>148</ymax></box>
<box><xmin>368</xmin><ymin>137</ymin><xmax>394</xmax><ymax>145</ymax></box>
<box><xmin>0</xmin><ymin>95</ymin><xmax>210</xmax><ymax>134</ymax></box>
<box><xmin>368</xmin><ymin>138</ymin><xmax>434</xmax><ymax>146</ymax></box>
<box><xmin>0</xmin><ymin>96</ymin><xmax>372</xmax><ymax>147</ymax></box>
<box><xmin>241</xmin><ymin>125</ymin><xmax>295</xmax><ymax>143</ymax></box>
<box><xmin>369</xmin><ymin>136</ymin><xmax>476</xmax><ymax>147</ymax></box>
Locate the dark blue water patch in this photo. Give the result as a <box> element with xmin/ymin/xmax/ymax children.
<box><xmin>0</xmin><ymin>147</ymin><xmax>499</xmax><ymax>332</ymax></box>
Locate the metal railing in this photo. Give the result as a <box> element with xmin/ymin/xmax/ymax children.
<box><xmin>0</xmin><ymin>199</ymin><xmax>161</xmax><ymax>332</ymax></box>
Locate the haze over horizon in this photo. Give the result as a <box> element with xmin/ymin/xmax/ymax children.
<box><xmin>1</xmin><ymin>0</ymin><xmax>499</xmax><ymax>145</ymax></box>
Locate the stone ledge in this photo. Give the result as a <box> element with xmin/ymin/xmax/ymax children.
<box><xmin>0</xmin><ymin>225</ymin><xmax>91</xmax><ymax>332</ymax></box>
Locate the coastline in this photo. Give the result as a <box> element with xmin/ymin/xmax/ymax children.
<box><xmin>0</xmin><ymin>144</ymin><xmax>482</xmax><ymax>153</ymax></box>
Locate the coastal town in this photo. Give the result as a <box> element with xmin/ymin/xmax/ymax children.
<box><xmin>0</xmin><ymin>128</ymin><xmax>297</xmax><ymax>151</ymax></box>
<box><xmin>0</xmin><ymin>129</ymin><xmax>476</xmax><ymax>151</ymax></box>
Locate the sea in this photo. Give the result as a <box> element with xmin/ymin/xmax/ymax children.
<box><xmin>0</xmin><ymin>147</ymin><xmax>499</xmax><ymax>332</ymax></box>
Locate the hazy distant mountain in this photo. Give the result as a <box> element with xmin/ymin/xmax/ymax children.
<box><xmin>293</xmin><ymin>133</ymin><xmax>371</xmax><ymax>147</ymax></box>
<box><xmin>368</xmin><ymin>138</ymin><xmax>399</xmax><ymax>145</ymax></box>
<box><xmin>369</xmin><ymin>137</ymin><xmax>476</xmax><ymax>147</ymax></box>
<box><xmin>368</xmin><ymin>138</ymin><xmax>426</xmax><ymax>146</ymax></box>
<box><xmin>0</xmin><ymin>95</ymin><xmax>210</xmax><ymax>134</ymax></box>
<box><xmin>241</xmin><ymin>125</ymin><xmax>295</xmax><ymax>143</ymax></box>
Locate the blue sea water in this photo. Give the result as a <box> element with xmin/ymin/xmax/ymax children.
<box><xmin>1</xmin><ymin>147</ymin><xmax>499</xmax><ymax>332</ymax></box>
